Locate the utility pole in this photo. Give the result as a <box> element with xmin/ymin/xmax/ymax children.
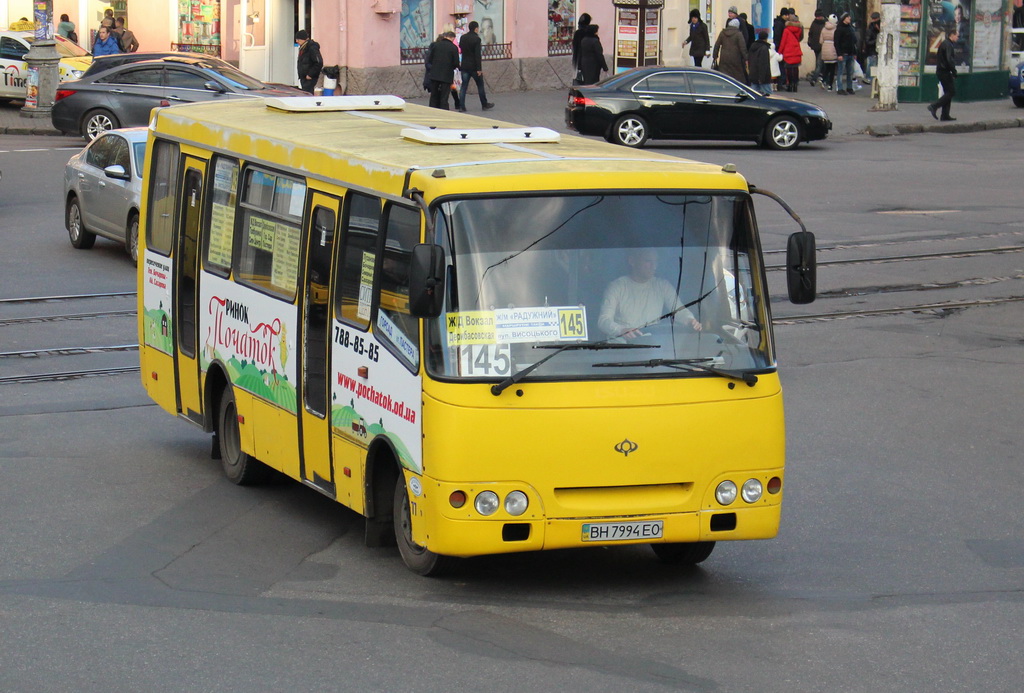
<box><xmin>20</xmin><ymin>0</ymin><xmax>61</xmax><ymax>120</ymax></box>
<box><xmin>871</xmin><ymin>0</ymin><xmax>900</xmax><ymax>111</ymax></box>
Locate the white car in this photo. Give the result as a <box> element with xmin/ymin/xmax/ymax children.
<box><xmin>63</xmin><ymin>127</ymin><xmax>147</xmax><ymax>263</ymax></box>
<box><xmin>1</xmin><ymin>31</ymin><xmax>91</xmax><ymax>101</ymax></box>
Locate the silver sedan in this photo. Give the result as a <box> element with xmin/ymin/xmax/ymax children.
<box><xmin>63</xmin><ymin>127</ymin><xmax>147</xmax><ymax>263</ymax></box>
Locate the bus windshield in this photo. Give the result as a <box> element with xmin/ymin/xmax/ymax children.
<box><xmin>426</xmin><ymin>193</ymin><xmax>774</xmax><ymax>382</ymax></box>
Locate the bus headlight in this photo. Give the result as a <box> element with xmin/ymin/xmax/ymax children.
<box><xmin>474</xmin><ymin>491</ymin><xmax>500</xmax><ymax>516</ymax></box>
<box><xmin>741</xmin><ymin>478</ymin><xmax>763</xmax><ymax>503</ymax></box>
<box><xmin>715</xmin><ymin>480</ymin><xmax>737</xmax><ymax>505</ymax></box>
<box><xmin>504</xmin><ymin>491</ymin><xmax>529</xmax><ymax>516</ymax></box>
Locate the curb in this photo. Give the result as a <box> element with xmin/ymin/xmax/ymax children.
<box><xmin>864</xmin><ymin>118</ymin><xmax>1022</xmax><ymax>137</ymax></box>
<box><xmin>0</xmin><ymin>126</ymin><xmax>67</xmax><ymax>136</ymax></box>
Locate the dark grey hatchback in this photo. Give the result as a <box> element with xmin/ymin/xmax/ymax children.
<box><xmin>52</xmin><ymin>56</ymin><xmax>305</xmax><ymax>140</ymax></box>
<box><xmin>566</xmin><ymin>66</ymin><xmax>831</xmax><ymax>150</ymax></box>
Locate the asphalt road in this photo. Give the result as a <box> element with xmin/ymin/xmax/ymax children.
<box><xmin>1</xmin><ymin>129</ymin><xmax>1022</xmax><ymax>692</ymax></box>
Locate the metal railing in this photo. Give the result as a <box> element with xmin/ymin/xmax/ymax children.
<box><xmin>401</xmin><ymin>42</ymin><xmax>512</xmax><ymax>65</ymax></box>
<box><xmin>170</xmin><ymin>43</ymin><xmax>222</xmax><ymax>57</ymax></box>
<box><xmin>548</xmin><ymin>39</ymin><xmax>572</xmax><ymax>57</ymax></box>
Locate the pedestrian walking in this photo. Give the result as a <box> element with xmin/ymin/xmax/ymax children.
<box><xmin>806</xmin><ymin>9</ymin><xmax>826</xmax><ymax>86</ymax></box>
<box><xmin>713</xmin><ymin>18</ymin><xmax>748</xmax><ymax>84</ymax></box>
<box><xmin>426</xmin><ymin>31</ymin><xmax>460</xmax><ymax>109</ymax></box>
<box><xmin>92</xmin><ymin>25</ymin><xmax>121</xmax><ymax>56</ymax></box>
<box><xmin>571</xmin><ymin>12</ymin><xmax>592</xmax><ymax>81</ymax></box>
<box><xmin>682</xmin><ymin>10</ymin><xmax>710</xmax><ymax>67</ymax></box>
<box><xmin>578</xmin><ymin>24</ymin><xmax>609</xmax><ymax>85</ymax></box>
<box><xmin>295</xmin><ymin>30</ymin><xmax>323</xmax><ymax>94</ymax></box>
<box><xmin>834</xmin><ymin>12</ymin><xmax>857</xmax><ymax>95</ymax></box>
<box><xmin>458</xmin><ymin>21</ymin><xmax>494</xmax><ymax>111</ymax></box>
<box><xmin>747</xmin><ymin>30</ymin><xmax>773</xmax><ymax>95</ymax></box>
<box><xmin>928</xmin><ymin>28</ymin><xmax>958</xmax><ymax>121</ymax></box>
<box><xmin>819</xmin><ymin>15</ymin><xmax>839</xmax><ymax>91</ymax></box>
<box><xmin>114</xmin><ymin>17</ymin><xmax>139</xmax><ymax>53</ymax></box>
<box><xmin>778</xmin><ymin>14</ymin><xmax>803</xmax><ymax>92</ymax></box>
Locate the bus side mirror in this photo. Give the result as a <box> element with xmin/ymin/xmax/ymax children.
<box><xmin>408</xmin><ymin>243</ymin><xmax>446</xmax><ymax>318</ymax></box>
<box><xmin>786</xmin><ymin>231</ymin><xmax>816</xmax><ymax>304</ymax></box>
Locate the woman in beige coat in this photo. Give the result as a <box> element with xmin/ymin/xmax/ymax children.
<box><xmin>819</xmin><ymin>16</ymin><xmax>839</xmax><ymax>91</ymax></box>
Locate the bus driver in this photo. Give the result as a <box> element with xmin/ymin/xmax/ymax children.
<box><xmin>598</xmin><ymin>248</ymin><xmax>702</xmax><ymax>340</ymax></box>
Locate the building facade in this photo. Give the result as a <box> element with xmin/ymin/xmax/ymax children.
<box><xmin>6</xmin><ymin>0</ymin><xmax>1014</xmax><ymax>100</ymax></box>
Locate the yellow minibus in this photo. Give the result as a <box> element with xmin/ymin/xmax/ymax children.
<box><xmin>138</xmin><ymin>95</ymin><xmax>815</xmax><ymax>575</ymax></box>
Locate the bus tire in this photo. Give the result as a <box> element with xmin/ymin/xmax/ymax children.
<box><xmin>125</xmin><ymin>212</ymin><xmax>139</xmax><ymax>264</ymax></box>
<box><xmin>217</xmin><ymin>386</ymin><xmax>270</xmax><ymax>486</ymax></box>
<box><xmin>394</xmin><ymin>473</ymin><xmax>452</xmax><ymax>576</ymax></box>
<box><xmin>651</xmin><ymin>541</ymin><xmax>715</xmax><ymax>565</ymax></box>
<box><xmin>66</xmin><ymin>196</ymin><xmax>95</xmax><ymax>250</ymax></box>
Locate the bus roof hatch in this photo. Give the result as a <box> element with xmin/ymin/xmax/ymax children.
<box><xmin>265</xmin><ymin>95</ymin><xmax>406</xmax><ymax>112</ymax></box>
<box><xmin>401</xmin><ymin>127</ymin><xmax>560</xmax><ymax>145</ymax></box>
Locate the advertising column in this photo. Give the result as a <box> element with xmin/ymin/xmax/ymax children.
<box><xmin>613</xmin><ymin>0</ymin><xmax>664</xmax><ymax>73</ymax></box>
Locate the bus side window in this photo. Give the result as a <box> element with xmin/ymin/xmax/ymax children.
<box><xmin>334</xmin><ymin>193</ymin><xmax>381</xmax><ymax>329</ymax></box>
<box><xmin>374</xmin><ymin>204</ymin><xmax>420</xmax><ymax>369</ymax></box>
<box><xmin>146</xmin><ymin>139</ymin><xmax>180</xmax><ymax>256</ymax></box>
<box><xmin>202</xmin><ymin>157</ymin><xmax>239</xmax><ymax>275</ymax></box>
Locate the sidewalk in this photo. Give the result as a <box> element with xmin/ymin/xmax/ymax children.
<box><xmin>3</xmin><ymin>82</ymin><xmax>1020</xmax><ymax>138</ymax></box>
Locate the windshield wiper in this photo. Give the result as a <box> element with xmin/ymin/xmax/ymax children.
<box><xmin>591</xmin><ymin>357</ymin><xmax>759</xmax><ymax>386</ymax></box>
<box><xmin>490</xmin><ymin>342</ymin><xmax>650</xmax><ymax>396</ymax></box>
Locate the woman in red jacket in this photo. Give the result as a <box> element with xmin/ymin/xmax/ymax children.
<box><xmin>777</xmin><ymin>15</ymin><xmax>804</xmax><ymax>92</ymax></box>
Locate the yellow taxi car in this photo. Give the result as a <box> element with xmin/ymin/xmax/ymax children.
<box><xmin>0</xmin><ymin>31</ymin><xmax>91</xmax><ymax>101</ymax></box>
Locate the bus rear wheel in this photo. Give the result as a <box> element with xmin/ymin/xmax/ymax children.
<box><xmin>394</xmin><ymin>474</ymin><xmax>452</xmax><ymax>576</ymax></box>
<box><xmin>651</xmin><ymin>541</ymin><xmax>715</xmax><ymax>565</ymax></box>
<box><xmin>217</xmin><ymin>386</ymin><xmax>270</xmax><ymax>485</ymax></box>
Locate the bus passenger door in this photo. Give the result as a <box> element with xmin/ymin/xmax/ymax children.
<box><xmin>300</xmin><ymin>195</ymin><xmax>339</xmax><ymax>493</ymax></box>
<box><xmin>174</xmin><ymin>159</ymin><xmax>206</xmax><ymax>422</ymax></box>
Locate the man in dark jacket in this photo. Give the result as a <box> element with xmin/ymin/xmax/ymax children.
<box><xmin>427</xmin><ymin>31</ymin><xmax>461</xmax><ymax>109</ymax></box>
<box><xmin>295</xmin><ymin>30</ymin><xmax>323</xmax><ymax>93</ymax></box>
<box><xmin>747</xmin><ymin>29</ymin><xmax>773</xmax><ymax>94</ymax></box>
<box><xmin>806</xmin><ymin>9</ymin><xmax>826</xmax><ymax>86</ymax></box>
<box><xmin>928</xmin><ymin>28</ymin><xmax>958</xmax><ymax>121</ymax></box>
<box><xmin>834</xmin><ymin>12</ymin><xmax>858</xmax><ymax>94</ymax></box>
<box><xmin>458</xmin><ymin>21</ymin><xmax>494</xmax><ymax>112</ymax></box>
<box><xmin>864</xmin><ymin>12</ymin><xmax>881</xmax><ymax>82</ymax></box>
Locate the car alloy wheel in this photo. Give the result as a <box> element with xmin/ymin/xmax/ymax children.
<box><xmin>767</xmin><ymin>115</ymin><xmax>801</xmax><ymax>150</ymax></box>
<box><xmin>612</xmin><ymin>115</ymin><xmax>649</xmax><ymax>148</ymax></box>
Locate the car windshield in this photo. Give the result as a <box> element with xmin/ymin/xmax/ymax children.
<box><xmin>424</xmin><ymin>193</ymin><xmax>774</xmax><ymax>382</ymax></box>
<box><xmin>32</xmin><ymin>34</ymin><xmax>90</xmax><ymax>58</ymax></box>
<box><xmin>206</xmin><ymin>65</ymin><xmax>269</xmax><ymax>90</ymax></box>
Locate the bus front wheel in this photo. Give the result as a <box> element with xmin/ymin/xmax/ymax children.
<box><xmin>217</xmin><ymin>386</ymin><xmax>270</xmax><ymax>485</ymax></box>
<box><xmin>651</xmin><ymin>541</ymin><xmax>715</xmax><ymax>565</ymax></box>
<box><xmin>394</xmin><ymin>474</ymin><xmax>452</xmax><ymax>576</ymax></box>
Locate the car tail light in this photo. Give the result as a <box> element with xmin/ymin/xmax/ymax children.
<box><xmin>54</xmin><ymin>89</ymin><xmax>76</xmax><ymax>102</ymax></box>
<box><xmin>572</xmin><ymin>95</ymin><xmax>597</xmax><ymax>107</ymax></box>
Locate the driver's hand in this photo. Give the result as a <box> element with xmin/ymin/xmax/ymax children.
<box><xmin>690</xmin><ymin>319</ymin><xmax>703</xmax><ymax>331</ymax></box>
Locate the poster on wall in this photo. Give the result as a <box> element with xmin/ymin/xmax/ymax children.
<box><xmin>177</xmin><ymin>0</ymin><xmax>221</xmax><ymax>50</ymax></box>
<box><xmin>548</xmin><ymin>0</ymin><xmax>576</xmax><ymax>54</ymax></box>
<box><xmin>401</xmin><ymin>0</ymin><xmax>435</xmax><ymax>50</ymax></box>
<box><xmin>972</xmin><ymin>0</ymin><xmax>1004</xmax><ymax>69</ymax></box>
<box><xmin>475</xmin><ymin>0</ymin><xmax>505</xmax><ymax>44</ymax></box>
<box><xmin>925</xmin><ymin>0</ymin><xmax>971</xmax><ymax>67</ymax></box>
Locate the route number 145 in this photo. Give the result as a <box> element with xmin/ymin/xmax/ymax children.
<box><xmin>458</xmin><ymin>344</ymin><xmax>512</xmax><ymax>377</ymax></box>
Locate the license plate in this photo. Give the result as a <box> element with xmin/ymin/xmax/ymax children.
<box><xmin>581</xmin><ymin>520</ymin><xmax>663</xmax><ymax>542</ymax></box>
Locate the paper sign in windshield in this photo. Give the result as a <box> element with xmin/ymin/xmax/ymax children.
<box><xmin>446</xmin><ymin>306</ymin><xmax>587</xmax><ymax>346</ymax></box>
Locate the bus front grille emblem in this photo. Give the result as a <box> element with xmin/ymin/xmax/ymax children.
<box><xmin>614</xmin><ymin>439</ymin><xmax>639</xmax><ymax>457</ymax></box>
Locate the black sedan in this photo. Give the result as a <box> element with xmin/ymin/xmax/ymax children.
<box><xmin>52</xmin><ymin>56</ymin><xmax>305</xmax><ymax>140</ymax></box>
<box><xmin>566</xmin><ymin>66</ymin><xmax>831</xmax><ymax>150</ymax></box>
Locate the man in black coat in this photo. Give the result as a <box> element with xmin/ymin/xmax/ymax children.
<box><xmin>458</xmin><ymin>21</ymin><xmax>494</xmax><ymax>112</ymax></box>
<box><xmin>427</xmin><ymin>31</ymin><xmax>461</xmax><ymax>110</ymax></box>
<box><xmin>928</xmin><ymin>28</ymin><xmax>958</xmax><ymax>121</ymax></box>
<box><xmin>295</xmin><ymin>30</ymin><xmax>323</xmax><ymax>94</ymax></box>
